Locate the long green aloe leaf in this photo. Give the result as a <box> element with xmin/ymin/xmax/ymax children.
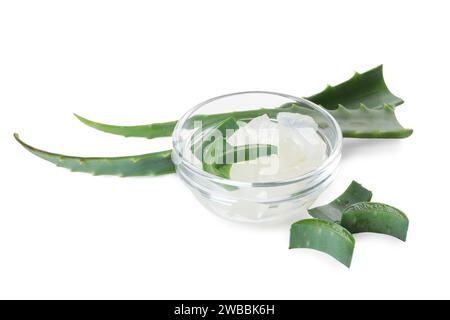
<box><xmin>75</xmin><ymin>103</ymin><xmax>412</xmax><ymax>140</ymax></box>
<box><xmin>308</xmin><ymin>181</ymin><xmax>373</xmax><ymax>223</ymax></box>
<box><xmin>341</xmin><ymin>202</ymin><xmax>409</xmax><ymax>241</ymax></box>
<box><xmin>74</xmin><ymin>65</ymin><xmax>411</xmax><ymax>139</ymax></box>
<box><xmin>289</xmin><ymin>219</ymin><xmax>355</xmax><ymax>268</ymax></box>
<box><xmin>14</xmin><ymin>134</ymin><xmax>175</xmax><ymax>177</ymax></box>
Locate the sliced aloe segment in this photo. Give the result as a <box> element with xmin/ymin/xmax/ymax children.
<box><xmin>341</xmin><ymin>202</ymin><xmax>409</xmax><ymax>241</ymax></box>
<box><xmin>289</xmin><ymin>219</ymin><xmax>355</xmax><ymax>268</ymax></box>
<box><xmin>191</xmin><ymin>117</ymin><xmax>239</xmax><ymax>160</ymax></box>
<box><xmin>202</xmin><ymin>139</ymin><xmax>277</xmax><ymax>178</ymax></box>
<box><xmin>14</xmin><ymin>134</ymin><xmax>175</xmax><ymax>177</ymax></box>
<box><xmin>308</xmin><ymin>181</ymin><xmax>373</xmax><ymax>223</ymax></box>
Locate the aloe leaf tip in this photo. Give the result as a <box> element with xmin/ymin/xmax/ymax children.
<box><xmin>13</xmin><ymin>133</ymin><xmax>175</xmax><ymax>177</ymax></box>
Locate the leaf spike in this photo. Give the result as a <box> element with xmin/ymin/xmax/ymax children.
<box><xmin>359</xmin><ymin>103</ymin><xmax>369</xmax><ymax>111</ymax></box>
<box><xmin>337</xmin><ymin>104</ymin><xmax>350</xmax><ymax>113</ymax></box>
<box><xmin>383</xmin><ymin>103</ymin><xmax>395</xmax><ymax>112</ymax></box>
<box><xmin>318</xmin><ymin>84</ymin><xmax>333</xmax><ymax>96</ymax></box>
<box><xmin>352</xmin><ymin>71</ymin><xmax>361</xmax><ymax>78</ymax></box>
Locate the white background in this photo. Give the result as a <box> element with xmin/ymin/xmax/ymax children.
<box><xmin>0</xmin><ymin>0</ymin><xmax>449</xmax><ymax>299</ymax></box>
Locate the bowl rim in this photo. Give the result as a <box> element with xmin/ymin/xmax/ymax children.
<box><xmin>172</xmin><ymin>91</ymin><xmax>343</xmax><ymax>188</ymax></box>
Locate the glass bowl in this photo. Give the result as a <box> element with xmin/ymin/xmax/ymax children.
<box><xmin>172</xmin><ymin>91</ymin><xmax>342</xmax><ymax>223</ymax></box>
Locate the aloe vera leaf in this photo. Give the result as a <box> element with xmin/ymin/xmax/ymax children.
<box><xmin>191</xmin><ymin>117</ymin><xmax>239</xmax><ymax>160</ymax></box>
<box><xmin>202</xmin><ymin>139</ymin><xmax>277</xmax><ymax>178</ymax></box>
<box><xmin>328</xmin><ymin>104</ymin><xmax>413</xmax><ymax>138</ymax></box>
<box><xmin>308</xmin><ymin>181</ymin><xmax>373</xmax><ymax>223</ymax></box>
<box><xmin>74</xmin><ymin>114</ymin><xmax>177</xmax><ymax>139</ymax></box>
<box><xmin>306</xmin><ymin>65</ymin><xmax>404</xmax><ymax>110</ymax></box>
<box><xmin>14</xmin><ymin>134</ymin><xmax>175</xmax><ymax>177</ymax></box>
<box><xmin>341</xmin><ymin>202</ymin><xmax>409</xmax><ymax>241</ymax></box>
<box><xmin>75</xmin><ymin>102</ymin><xmax>412</xmax><ymax>140</ymax></box>
<box><xmin>185</xmin><ymin>108</ymin><xmax>281</xmax><ymax>129</ymax></box>
<box><xmin>188</xmin><ymin>103</ymin><xmax>413</xmax><ymax>139</ymax></box>
<box><xmin>75</xmin><ymin>65</ymin><xmax>409</xmax><ymax>139</ymax></box>
<box><xmin>289</xmin><ymin>219</ymin><xmax>355</xmax><ymax>268</ymax></box>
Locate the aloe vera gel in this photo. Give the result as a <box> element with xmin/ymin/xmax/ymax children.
<box><xmin>181</xmin><ymin>110</ymin><xmax>331</xmax><ymax>221</ymax></box>
<box><xmin>227</xmin><ymin>113</ymin><xmax>327</xmax><ymax>182</ymax></box>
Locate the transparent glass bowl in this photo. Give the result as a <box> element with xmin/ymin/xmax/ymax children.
<box><xmin>172</xmin><ymin>91</ymin><xmax>342</xmax><ymax>223</ymax></box>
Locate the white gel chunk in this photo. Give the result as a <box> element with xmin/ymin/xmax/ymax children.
<box><xmin>228</xmin><ymin>113</ymin><xmax>327</xmax><ymax>182</ymax></box>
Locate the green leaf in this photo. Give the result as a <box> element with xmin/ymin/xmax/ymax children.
<box><xmin>328</xmin><ymin>104</ymin><xmax>413</xmax><ymax>138</ymax></box>
<box><xmin>202</xmin><ymin>139</ymin><xmax>277</xmax><ymax>178</ymax></box>
<box><xmin>306</xmin><ymin>65</ymin><xmax>404</xmax><ymax>110</ymax></box>
<box><xmin>308</xmin><ymin>181</ymin><xmax>373</xmax><ymax>223</ymax></box>
<box><xmin>74</xmin><ymin>114</ymin><xmax>177</xmax><ymax>139</ymax></box>
<box><xmin>289</xmin><ymin>219</ymin><xmax>355</xmax><ymax>268</ymax></box>
<box><xmin>341</xmin><ymin>202</ymin><xmax>409</xmax><ymax>241</ymax></box>
<box><xmin>14</xmin><ymin>134</ymin><xmax>175</xmax><ymax>177</ymax></box>
<box><xmin>74</xmin><ymin>65</ymin><xmax>411</xmax><ymax>140</ymax></box>
<box><xmin>191</xmin><ymin>117</ymin><xmax>239</xmax><ymax>160</ymax></box>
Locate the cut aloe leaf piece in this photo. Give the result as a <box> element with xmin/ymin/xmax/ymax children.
<box><xmin>191</xmin><ymin>117</ymin><xmax>239</xmax><ymax>160</ymax></box>
<box><xmin>289</xmin><ymin>219</ymin><xmax>355</xmax><ymax>268</ymax></box>
<box><xmin>306</xmin><ymin>65</ymin><xmax>404</xmax><ymax>110</ymax></box>
<box><xmin>14</xmin><ymin>134</ymin><xmax>175</xmax><ymax>177</ymax></box>
<box><xmin>341</xmin><ymin>202</ymin><xmax>409</xmax><ymax>241</ymax></box>
<box><xmin>202</xmin><ymin>139</ymin><xmax>277</xmax><ymax>178</ymax></box>
<box><xmin>308</xmin><ymin>181</ymin><xmax>373</xmax><ymax>223</ymax></box>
